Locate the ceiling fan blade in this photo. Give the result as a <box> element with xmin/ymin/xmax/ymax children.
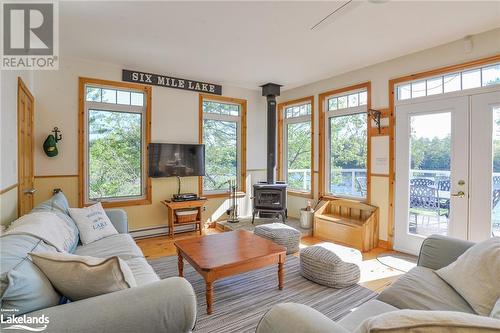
<box><xmin>311</xmin><ymin>0</ymin><xmax>363</xmax><ymax>31</ymax></box>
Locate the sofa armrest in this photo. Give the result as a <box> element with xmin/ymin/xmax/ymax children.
<box><xmin>256</xmin><ymin>303</ymin><xmax>349</xmax><ymax>333</ymax></box>
<box><xmin>26</xmin><ymin>277</ymin><xmax>196</xmax><ymax>333</ymax></box>
<box><xmin>105</xmin><ymin>208</ymin><xmax>128</xmax><ymax>234</ymax></box>
<box><xmin>417</xmin><ymin>234</ymin><xmax>474</xmax><ymax>270</ymax></box>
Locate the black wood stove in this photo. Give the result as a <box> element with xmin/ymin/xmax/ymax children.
<box><xmin>252</xmin><ymin>83</ymin><xmax>287</xmax><ymax>223</ymax></box>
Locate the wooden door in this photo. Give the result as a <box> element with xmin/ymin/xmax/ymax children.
<box><xmin>17</xmin><ymin>78</ymin><xmax>35</xmax><ymax>216</ymax></box>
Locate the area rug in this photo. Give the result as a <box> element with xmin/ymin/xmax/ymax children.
<box><xmin>216</xmin><ymin>217</ymin><xmax>312</xmax><ymax>236</ymax></box>
<box><xmin>149</xmin><ymin>255</ymin><xmax>377</xmax><ymax>333</ymax></box>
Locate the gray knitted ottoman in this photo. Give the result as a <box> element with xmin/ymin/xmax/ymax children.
<box><xmin>254</xmin><ymin>223</ymin><xmax>301</xmax><ymax>254</ymax></box>
<box><xmin>300</xmin><ymin>242</ymin><xmax>362</xmax><ymax>288</ymax></box>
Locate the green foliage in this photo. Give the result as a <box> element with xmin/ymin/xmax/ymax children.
<box><xmin>203</xmin><ymin>119</ymin><xmax>237</xmax><ymax>191</ymax></box>
<box><xmin>410</xmin><ymin>134</ymin><xmax>450</xmax><ymax>170</ymax></box>
<box><xmin>286</xmin><ymin>121</ymin><xmax>311</xmax><ymax>191</ymax></box>
<box><xmin>329</xmin><ymin>113</ymin><xmax>367</xmax><ymax>193</ymax></box>
<box><xmin>88</xmin><ymin>110</ymin><xmax>142</xmax><ymax>199</ymax></box>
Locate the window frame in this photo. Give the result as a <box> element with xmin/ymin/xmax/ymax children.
<box><xmin>277</xmin><ymin>96</ymin><xmax>314</xmax><ymax>198</ymax></box>
<box><xmin>319</xmin><ymin>82</ymin><xmax>371</xmax><ymax>202</ymax></box>
<box><xmin>78</xmin><ymin>77</ymin><xmax>152</xmax><ymax>208</ymax></box>
<box><xmin>198</xmin><ymin>94</ymin><xmax>247</xmax><ymax>198</ymax></box>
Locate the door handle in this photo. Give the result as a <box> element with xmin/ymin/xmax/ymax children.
<box><xmin>450</xmin><ymin>191</ymin><xmax>465</xmax><ymax>198</ymax></box>
<box><xmin>24</xmin><ymin>188</ymin><xmax>36</xmax><ymax>194</ymax></box>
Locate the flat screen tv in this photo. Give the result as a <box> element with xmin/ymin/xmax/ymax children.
<box><xmin>149</xmin><ymin>143</ymin><xmax>205</xmax><ymax>178</ymax></box>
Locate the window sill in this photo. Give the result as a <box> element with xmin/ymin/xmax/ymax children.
<box><xmin>320</xmin><ymin>194</ymin><xmax>368</xmax><ymax>204</ymax></box>
<box><xmin>287</xmin><ymin>190</ymin><xmax>313</xmax><ymax>199</ymax></box>
<box><xmin>86</xmin><ymin>198</ymin><xmax>152</xmax><ymax>208</ymax></box>
<box><xmin>202</xmin><ymin>191</ymin><xmax>246</xmax><ymax>199</ymax></box>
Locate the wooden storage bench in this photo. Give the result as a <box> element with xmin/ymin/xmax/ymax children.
<box><xmin>313</xmin><ymin>199</ymin><xmax>379</xmax><ymax>252</ymax></box>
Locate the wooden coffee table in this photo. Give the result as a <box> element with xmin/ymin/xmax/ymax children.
<box><xmin>174</xmin><ymin>230</ymin><xmax>287</xmax><ymax>314</ymax></box>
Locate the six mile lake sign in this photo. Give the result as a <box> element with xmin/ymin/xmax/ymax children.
<box><xmin>122</xmin><ymin>69</ymin><xmax>222</xmax><ymax>95</ymax></box>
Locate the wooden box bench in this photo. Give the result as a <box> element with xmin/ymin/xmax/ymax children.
<box><xmin>313</xmin><ymin>199</ymin><xmax>379</xmax><ymax>252</ymax></box>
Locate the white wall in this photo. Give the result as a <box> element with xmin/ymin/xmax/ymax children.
<box><xmin>26</xmin><ymin>56</ymin><xmax>267</xmax><ymax>230</ymax></box>
<box><xmin>279</xmin><ymin>28</ymin><xmax>500</xmax><ymax>241</ymax></box>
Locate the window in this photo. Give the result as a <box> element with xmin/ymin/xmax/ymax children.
<box><xmin>397</xmin><ymin>63</ymin><xmax>500</xmax><ymax>101</ymax></box>
<box><xmin>278</xmin><ymin>97</ymin><xmax>314</xmax><ymax>196</ymax></box>
<box><xmin>199</xmin><ymin>94</ymin><xmax>246</xmax><ymax>196</ymax></box>
<box><xmin>320</xmin><ymin>84</ymin><xmax>369</xmax><ymax>199</ymax></box>
<box><xmin>79</xmin><ymin>78</ymin><xmax>151</xmax><ymax>207</ymax></box>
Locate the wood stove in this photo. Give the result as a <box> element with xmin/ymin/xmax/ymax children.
<box><xmin>252</xmin><ymin>83</ymin><xmax>288</xmax><ymax>223</ymax></box>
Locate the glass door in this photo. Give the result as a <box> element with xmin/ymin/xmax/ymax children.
<box><xmin>395</xmin><ymin>96</ymin><xmax>469</xmax><ymax>254</ymax></box>
<box><xmin>470</xmin><ymin>90</ymin><xmax>500</xmax><ymax>240</ymax></box>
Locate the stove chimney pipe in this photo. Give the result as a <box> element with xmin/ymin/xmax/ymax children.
<box><xmin>261</xmin><ymin>83</ymin><xmax>282</xmax><ymax>184</ymax></box>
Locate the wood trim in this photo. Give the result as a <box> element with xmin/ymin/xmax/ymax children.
<box><xmin>78</xmin><ymin>77</ymin><xmax>152</xmax><ymax>208</ymax></box>
<box><xmin>386</xmin><ymin>54</ymin><xmax>500</xmax><ymax>249</ymax></box>
<box><xmin>0</xmin><ymin>183</ymin><xmax>18</xmax><ymax>195</ymax></box>
<box><xmin>34</xmin><ymin>174</ymin><xmax>78</xmax><ymax>178</ymax></box>
<box><xmin>389</xmin><ymin>54</ymin><xmax>500</xmax><ymax>87</ymax></box>
<box><xmin>277</xmin><ymin>96</ymin><xmax>315</xmax><ymax>197</ymax></box>
<box><xmin>287</xmin><ymin>190</ymin><xmax>314</xmax><ymax>199</ymax></box>
<box><xmin>17</xmin><ymin>77</ymin><xmax>34</xmax><ymax>216</ymax></box>
<box><xmin>377</xmin><ymin>240</ymin><xmax>390</xmax><ymax>250</ymax></box>
<box><xmin>318</xmin><ymin>82</ymin><xmax>372</xmax><ymax>203</ymax></box>
<box><xmin>371</xmin><ymin>173</ymin><xmax>389</xmax><ymax>178</ymax></box>
<box><xmin>199</xmin><ymin>94</ymin><xmax>247</xmax><ymax>197</ymax></box>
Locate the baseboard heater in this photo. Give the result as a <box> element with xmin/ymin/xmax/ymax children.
<box><xmin>130</xmin><ymin>224</ymin><xmax>196</xmax><ymax>239</ymax></box>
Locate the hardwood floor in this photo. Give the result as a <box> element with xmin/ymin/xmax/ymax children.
<box><xmin>136</xmin><ymin>228</ymin><xmax>414</xmax><ymax>293</ymax></box>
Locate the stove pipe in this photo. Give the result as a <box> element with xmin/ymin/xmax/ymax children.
<box><xmin>261</xmin><ymin>83</ymin><xmax>282</xmax><ymax>184</ymax></box>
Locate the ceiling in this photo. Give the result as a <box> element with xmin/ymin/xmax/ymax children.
<box><xmin>60</xmin><ymin>1</ymin><xmax>500</xmax><ymax>91</ymax></box>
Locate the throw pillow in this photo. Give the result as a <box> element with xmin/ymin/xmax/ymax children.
<box><xmin>30</xmin><ymin>252</ymin><xmax>136</xmax><ymax>301</ymax></box>
<box><xmin>69</xmin><ymin>203</ymin><xmax>118</xmax><ymax>245</ymax></box>
<box><xmin>436</xmin><ymin>237</ymin><xmax>500</xmax><ymax>316</ymax></box>
<box><xmin>355</xmin><ymin>309</ymin><xmax>500</xmax><ymax>332</ymax></box>
<box><xmin>1</xmin><ymin>235</ymin><xmax>62</xmax><ymax>315</ymax></box>
<box><xmin>31</xmin><ymin>192</ymin><xmax>79</xmax><ymax>252</ymax></box>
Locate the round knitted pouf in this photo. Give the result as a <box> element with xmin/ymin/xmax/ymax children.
<box><xmin>300</xmin><ymin>242</ymin><xmax>362</xmax><ymax>288</ymax></box>
<box><xmin>254</xmin><ymin>223</ymin><xmax>301</xmax><ymax>254</ymax></box>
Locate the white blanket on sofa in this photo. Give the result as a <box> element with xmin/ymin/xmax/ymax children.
<box><xmin>5</xmin><ymin>212</ymin><xmax>76</xmax><ymax>252</ymax></box>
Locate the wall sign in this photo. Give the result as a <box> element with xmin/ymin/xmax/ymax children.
<box><xmin>122</xmin><ymin>69</ymin><xmax>222</xmax><ymax>95</ymax></box>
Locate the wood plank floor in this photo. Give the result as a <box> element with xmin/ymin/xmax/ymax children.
<box><xmin>136</xmin><ymin>228</ymin><xmax>413</xmax><ymax>293</ymax></box>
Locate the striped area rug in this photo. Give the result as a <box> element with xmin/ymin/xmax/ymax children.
<box><xmin>149</xmin><ymin>255</ymin><xmax>377</xmax><ymax>333</ymax></box>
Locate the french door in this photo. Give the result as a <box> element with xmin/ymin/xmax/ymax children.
<box><xmin>395</xmin><ymin>90</ymin><xmax>500</xmax><ymax>255</ymax></box>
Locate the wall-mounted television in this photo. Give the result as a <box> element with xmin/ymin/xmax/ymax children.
<box><xmin>148</xmin><ymin>143</ymin><xmax>205</xmax><ymax>178</ymax></box>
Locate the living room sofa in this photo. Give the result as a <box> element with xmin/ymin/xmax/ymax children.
<box><xmin>0</xmin><ymin>193</ymin><xmax>197</xmax><ymax>333</ymax></box>
<box><xmin>256</xmin><ymin>234</ymin><xmax>498</xmax><ymax>332</ymax></box>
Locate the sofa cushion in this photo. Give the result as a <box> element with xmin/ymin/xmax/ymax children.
<box><xmin>436</xmin><ymin>237</ymin><xmax>500</xmax><ymax>316</ymax></box>
<box><xmin>31</xmin><ymin>252</ymin><xmax>136</xmax><ymax>301</ymax></box>
<box><xmin>338</xmin><ymin>300</ymin><xmax>398</xmax><ymax>332</ymax></box>
<box><xmin>354</xmin><ymin>309</ymin><xmax>500</xmax><ymax>333</ymax></box>
<box><xmin>74</xmin><ymin>233</ymin><xmax>143</xmax><ymax>260</ymax></box>
<box><xmin>124</xmin><ymin>257</ymin><xmax>159</xmax><ymax>286</ymax></box>
<box><xmin>377</xmin><ymin>266</ymin><xmax>475</xmax><ymax>313</ymax></box>
<box><xmin>0</xmin><ymin>234</ymin><xmax>61</xmax><ymax>315</ymax></box>
<box><xmin>491</xmin><ymin>298</ymin><xmax>500</xmax><ymax>319</ymax></box>
<box><xmin>30</xmin><ymin>192</ymin><xmax>79</xmax><ymax>252</ymax></box>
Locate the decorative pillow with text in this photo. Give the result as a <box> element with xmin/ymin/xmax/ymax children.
<box><xmin>69</xmin><ymin>203</ymin><xmax>118</xmax><ymax>245</ymax></box>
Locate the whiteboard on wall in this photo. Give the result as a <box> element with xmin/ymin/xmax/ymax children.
<box><xmin>371</xmin><ymin>136</ymin><xmax>389</xmax><ymax>175</ymax></box>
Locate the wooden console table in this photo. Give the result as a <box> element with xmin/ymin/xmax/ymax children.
<box><xmin>161</xmin><ymin>199</ymin><xmax>206</xmax><ymax>238</ymax></box>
